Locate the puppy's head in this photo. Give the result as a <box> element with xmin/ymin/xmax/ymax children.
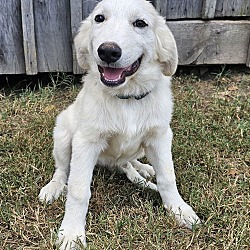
<box><xmin>74</xmin><ymin>0</ymin><xmax>178</xmax><ymax>88</ymax></box>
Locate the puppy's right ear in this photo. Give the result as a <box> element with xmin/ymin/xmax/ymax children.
<box><xmin>74</xmin><ymin>16</ymin><xmax>92</xmax><ymax>70</ymax></box>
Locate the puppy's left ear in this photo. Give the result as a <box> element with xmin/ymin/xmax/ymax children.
<box><xmin>74</xmin><ymin>16</ymin><xmax>92</xmax><ymax>70</ymax></box>
<box><xmin>155</xmin><ymin>16</ymin><xmax>178</xmax><ymax>76</ymax></box>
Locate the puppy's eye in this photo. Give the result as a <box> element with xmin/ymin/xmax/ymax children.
<box><xmin>133</xmin><ymin>19</ymin><xmax>148</xmax><ymax>28</ymax></box>
<box><xmin>95</xmin><ymin>14</ymin><xmax>105</xmax><ymax>23</ymax></box>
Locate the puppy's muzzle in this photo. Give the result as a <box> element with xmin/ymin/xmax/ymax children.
<box><xmin>97</xmin><ymin>42</ymin><xmax>142</xmax><ymax>88</ymax></box>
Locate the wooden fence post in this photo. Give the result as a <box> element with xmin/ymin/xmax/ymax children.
<box><xmin>21</xmin><ymin>0</ymin><xmax>38</xmax><ymax>75</ymax></box>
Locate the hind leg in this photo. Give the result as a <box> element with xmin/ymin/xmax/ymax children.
<box><xmin>119</xmin><ymin>162</ymin><xmax>158</xmax><ymax>191</ymax></box>
<box><xmin>39</xmin><ymin>113</ymin><xmax>72</xmax><ymax>203</ymax></box>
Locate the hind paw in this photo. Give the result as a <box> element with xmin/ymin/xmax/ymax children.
<box><xmin>131</xmin><ymin>160</ymin><xmax>155</xmax><ymax>178</ymax></box>
<box><xmin>39</xmin><ymin>181</ymin><xmax>67</xmax><ymax>203</ymax></box>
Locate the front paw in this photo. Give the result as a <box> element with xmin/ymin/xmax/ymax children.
<box><xmin>57</xmin><ymin>224</ymin><xmax>87</xmax><ymax>250</ymax></box>
<box><xmin>165</xmin><ymin>203</ymin><xmax>201</xmax><ymax>230</ymax></box>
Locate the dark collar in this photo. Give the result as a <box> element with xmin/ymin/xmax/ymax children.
<box><xmin>116</xmin><ymin>91</ymin><xmax>151</xmax><ymax>100</ymax></box>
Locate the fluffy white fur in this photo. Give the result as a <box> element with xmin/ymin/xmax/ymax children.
<box><xmin>39</xmin><ymin>0</ymin><xmax>200</xmax><ymax>249</ymax></box>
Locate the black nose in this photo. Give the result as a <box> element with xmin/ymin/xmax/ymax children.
<box><xmin>97</xmin><ymin>42</ymin><xmax>122</xmax><ymax>64</ymax></box>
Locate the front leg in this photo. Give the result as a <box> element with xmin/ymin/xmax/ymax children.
<box><xmin>145</xmin><ymin>127</ymin><xmax>201</xmax><ymax>229</ymax></box>
<box><xmin>58</xmin><ymin>132</ymin><xmax>106</xmax><ymax>250</ymax></box>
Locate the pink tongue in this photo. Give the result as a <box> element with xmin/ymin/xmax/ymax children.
<box><xmin>103</xmin><ymin>67</ymin><xmax>125</xmax><ymax>80</ymax></box>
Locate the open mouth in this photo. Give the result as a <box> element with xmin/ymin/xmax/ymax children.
<box><xmin>98</xmin><ymin>56</ymin><xmax>143</xmax><ymax>87</ymax></box>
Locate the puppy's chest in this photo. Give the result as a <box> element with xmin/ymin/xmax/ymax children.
<box><xmin>96</xmin><ymin>100</ymin><xmax>160</xmax><ymax>162</ymax></box>
<box><xmin>102</xmin><ymin>130</ymin><xmax>145</xmax><ymax>162</ymax></box>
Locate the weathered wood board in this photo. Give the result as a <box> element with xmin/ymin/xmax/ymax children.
<box><xmin>154</xmin><ymin>0</ymin><xmax>250</xmax><ymax>19</ymax></box>
<box><xmin>202</xmin><ymin>0</ymin><xmax>217</xmax><ymax>19</ymax></box>
<box><xmin>216</xmin><ymin>0</ymin><xmax>250</xmax><ymax>17</ymax></box>
<box><xmin>70</xmin><ymin>0</ymin><xmax>85</xmax><ymax>74</ymax></box>
<box><xmin>166</xmin><ymin>0</ymin><xmax>204</xmax><ymax>19</ymax></box>
<box><xmin>167</xmin><ymin>20</ymin><xmax>250</xmax><ymax>65</ymax></box>
<box><xmin>247</xmin><ymin>42</ymin><xmax>250</xmax><ymax>67</ymax></box>
<box><xmin>154</xmin><ymin>0</ymin><xmax>168</xmax><ymax>16</ymax></box>
<box><xmin>33</xmin><ymin>0</ymin><xmax>72</xmax><ymax>72</ymax></box>
<box><xmin>82</xmin><ymin>0</ymin><xmax>102</xmax><ymax>19</ymax></box>
<box><xmin>0</xmin><ymin>0</ymin><xmax>25</xmax><ymax>75</ymax></box>
<box><xmin>21</xmin><ymin>0</ymin><xmax>38</xmax><ymax>75</ymax></box>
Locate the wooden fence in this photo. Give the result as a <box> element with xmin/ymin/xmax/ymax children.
<box><xmin>0</xmin><ymin>0</ymin><xmax>250</xmax><ymax>75</ymax></box>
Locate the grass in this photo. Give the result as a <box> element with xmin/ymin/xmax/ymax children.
<box><xmin>0</xmin><ymin>71</ymin><xmax>249</xmax><ymax>249</ymax></box>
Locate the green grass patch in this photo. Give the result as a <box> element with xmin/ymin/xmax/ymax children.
<box><xmin>0</xmin><ymin>72</ymin><xmax>249</xmax><ymax>249</ymax></box>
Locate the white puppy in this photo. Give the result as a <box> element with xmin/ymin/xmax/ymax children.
<box><xmin>39</xmin><ymin>0</ymin><xmax>201</xmax><ymax>249</ymax></box>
